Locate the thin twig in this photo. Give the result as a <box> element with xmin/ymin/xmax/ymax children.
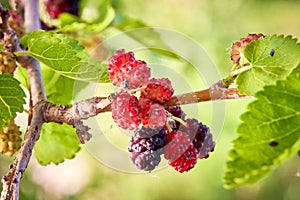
<box><xmin>94</xmin><ymin>81</ymin><xmax>248</xmax><ymax>112</ymax></box>
<box><xmin>161</xmin><ymin>81</ymin><xmax>248</xmax><ymax>107</ymax></box>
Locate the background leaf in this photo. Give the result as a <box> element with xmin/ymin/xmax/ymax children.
<box><xmin>79</xmin><ymin>0</ymin><xmax>115</xmax><ymax>25</ymax></box>
<box><xmin>224</xmin><ymin>64</ymin><xmax>300</xmax><ymax>188</ymax></box>
<box><xmin>34</xmin><ymin>123</ymin><xmax>81</xmax><ymax>165</ymax></box>
<box><xmin>42</xmin><ymin>66</ymin><xmax>76</xmax><ymax>105</ymax></box>
<box><xmin>14</xmin><ymin>65</ymin><xmax>91</xmax><ymax>105</ymax></box>
<box><xmin>0</xmin><ymin>74</ymin><xmax>26</xmax><ymax>130</ymax></box>
<box><xmin>236</xmin><ymin>35</ymin><xmax>300</xmax><ymax>95</ymax></box>
<box><xmin>19</xmin><ymin>30</ymin><xmax>109</xmax><ymax>82</ymax></box>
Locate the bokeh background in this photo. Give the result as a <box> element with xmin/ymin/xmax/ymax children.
<box><xmin>1</xmin><ymin>0</ymin><xmax>300</xmax><ymax>199</ymax></box>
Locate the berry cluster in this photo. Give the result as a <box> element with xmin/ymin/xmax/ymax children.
<box><xmin>0</xmin><ymin>51</ymin><xmax>17</xmax><ymax>74</ymax></box>
<box><xmin>0</xmin><ymin>119</ymin><xmax>22</xmax><ymax>156</ymax></box>
<box><xmin>231</xmin><ymin>33</ymin><xmax>264</xmax><ymax>66</ymax></box>
<box><xmin>129</xmin><ymin>127</ymin><xmax>167</xmax><ymax>171</ymax></box>
<box><xmin>0</xmin><ymin>10</ymin><xmax>21</xmax><ymax>74</ymax></box>
<box><xmin>164</xmin><ymin>119</ymin><xmax>215</xmax><ymax>172</ymax></box>
<box><xmin>108</xmin><ymin>49</ymin><xmax>169</xmax><ymax>130</ymax></box>
<box><xmin>108</xmin><ymin>49</ymin><xmax>151</xmax><ymax>89</ymax></box>
<box><xmin>108</xmin><ymin>49</ymin><xmax>215</xmax><ymax>173</ymax></box>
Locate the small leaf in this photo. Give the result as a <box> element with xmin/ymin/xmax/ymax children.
<box><xmin>0</xmin><ymin>74</ymin><xmax>26</xmax><ymax>130</ymax></box>
<box><xmin>0</xmin><ymin>0</ymin><xmax>11</xmax><ymax>10</ymax></box>
<box><xmin>14</xmin><ymin>66</ymin><xmax>29</xmax><ymax>89</ymax></box>
<box><xmin>236</xmin><ymin>35</ymin><xmax>300</xmax><ymax>95</ymax></box>
<box><xmin>58</xmin><ymin>0</ymin><xmax>115</xmax><ymax>34</ymax></box>
<box><xmin>14</xmin><ymin>64</ymin><xmax>89</xmax><ymax>104</ymax></box>
<box><xmin>224</xmin><ymin>64</ymin><xmax>300</xmax><ymax>188</ymax></box>
<box><xmin>42</xmin><ymin>65</ymin><xmax>82</xmax><ymax>105</ymax></box>
<box><xmin>19</xmin><ymin>30</ymin><xmax>109</xmax><ymax>82</ymax></box>
<box><xmin>34</xmin><ymin>123</ymin><xmax>81</xmax><ymax>165</ymax></box>
<box><xmin>20</xmin><ymin>30</ymin><xmax>81</xmax><ymax>70</ymax></box>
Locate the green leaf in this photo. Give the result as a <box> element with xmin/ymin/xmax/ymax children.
<box><xmin>14</xmin><ymin>66</ymin><xmax>29</xmax><ymax>89</ymax></box>
<box><xmin>34</xmin><ymin>123</ymin><xmax>81</xmax><ymax>165</ymax></box>
<box><xmin>61</xmin><ymin>58</ymin><xmax>110</xmax><ymax>82</ymax></box>
<box><xmin>236</xmin><ymin>35</ymin><xmax>300</xmax><ymax>95</ymax></box>
<box><xmin>112</xmin><ymin>12</ymin><xmax>148</xmax><ymax>30</ymax></box>
<box><xmin>0</xmin><ymin>0</ymin><xmax>11</xmax><ymax>10</ymax></box>
<box><xmin>58</xmin><ymin>0</ymin><xmax>115</xmax><ymax>34</ymax></box>
<box><xmin>14</xmin><ymin>64</ymin><xmax>92</xmax><ymax>105</ymax></box>
<box><xmin>79</xmin><ymin>0</ymin><xmax>115</xmax><ymax>25</ymax></box>
<box><xmin>224</xmin><ymin>64</ymin><xmax>300</xmax><ymax>188</ymax></box>
<box><xmin>20</xmin><ymin>30</ymin><xmax>81</xmax><ymax>70</ymax></box>
<box><xmin>102</xmin><ymin>27</ymin><xmax>185</xmax><ymax>62</ymax></box>
<box><xmin>57</xmin><ymin>0</ymin><xmax>115</xmax><ymax>38</ymax></box>
<box><xmin>19</xmin><ymin>30</ymin><xmax>109</xmax><ymax>82</ymax></box>
<box><xmin>0</xmin><ymin>74</ymin><xmax>26</xmax><ymax>130</ymax></box>
<box><xmin>59</xmin><ymin>21</ymin><xmax>108</xmax><ymax>34</ymax></box>
<box><xmin>58</xmin><ymin>13</ymin><xmax>81</xmax><ymax>27</ymax></box>
<box><xmin>42</xmin><ymin>66</ymin><xmax>75</xmax><ymax>105</ymax></box>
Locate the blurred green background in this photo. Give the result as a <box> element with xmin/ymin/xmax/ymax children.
<box><xmin>1</xmin><ymin>0</ymin><xmax>300</xmax><ymax>199</ymax></box>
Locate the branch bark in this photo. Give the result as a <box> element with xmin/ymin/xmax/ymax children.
<box><xmin>164</xmin><ymin>81</ymin><xmax>247</xmax><ymax>107</ymax></box>
<box><xmin>24</xmin><ymin>0</ymin><xmax>40</xmax><ymax>33</ymax></box>
<box><xmin>42</xmin><ymin>97</ymin><xmax>107</xmax><ymax>143</ymax></box>
<box><xmin>40</xmin><ymin>82</ymin><xmax>247</xmax><ymax>126</ymax></box>
<box><xmin>1</xmin><ymin>1</ymin><xmax>46</xmax><ymax>199</ymax></box>
<box><xmin>1</xmin><ymin>103</ymin><xmax>44</xmax><ymax>200</ymax></box>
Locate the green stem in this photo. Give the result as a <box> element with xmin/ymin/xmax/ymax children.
<box><xmin>231</xmin><ymin>65</ymin><xmax>252</xmax><ymax>76</ymax></box>
<box><xmin>23</xmin><ymin>109</ymin><xmax>30</xmax><ymax>114</ymax></box>
<box><xmin>44</xmin><ymin>72</ymin><xmax>60</xmax><ymax>93</ymax></box>
<box><xmin>14</xmin><ymin>51</ymin><xmax>31</xmax><ymax>57</ymax></box>
<box><xmin>222</xmin><ymin>64</ymin><xmax>252</xmax><ymax>88</ymax></box>
<box><xmin>222</xmin><ymin>64</ymin><xmax>239</xmax><ymax>88</ymax></box>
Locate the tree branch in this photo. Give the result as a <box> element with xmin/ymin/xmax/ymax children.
<box><xmin>164</xmin><ymin>81</ymin><xmax>248</xmax><ymax>107</ymax></box>
<box><xmin>42</xmin><ymin>97</ymin><xmax>107</xmax><ymax>143</ymax></box>
<box><xmin>26</xmin><ymin>59</ymin><xmax>46</xmax><ymax>104</ymax></box>
<box><xmin>24</xmin><ymin>0</ymin><xmax>40</xmax><ymax>32</ymax></box>
<box><xmin>40</xmin><ymin>80</ymin><xmax>247</xmax><ymax>134</ymax></box>
<box><xmin>1</xmin><ymin>1</ymin><xmax>46</xmax><ymax>199</ymax></box>
<box><xmin>1</xmin><ymin>103</ymin><xmax>44</xmax><ymax>200</ymax></box>
<box><xmin>0</xmin><ymin>1</ymin><xmax>248</xmax><ymax>198</ymax></box>
<box><xmin>24</xmin><ymin>0</ymin><xmax>44</xmax><ymax>105</ymax></box>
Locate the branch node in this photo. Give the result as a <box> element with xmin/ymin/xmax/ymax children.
<box><xmin>73</xmin><ymin>98</ymin><xmax>97</xmax><ymax>120</ymax></box>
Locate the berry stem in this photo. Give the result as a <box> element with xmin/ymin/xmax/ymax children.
<box><xmin>230</xmin><ymin>65</ymin><xmax>252</xmax><ymax>76</ymax></box>
<box><xmin>14</xmin><ymin>51</ymin><xmax>31</xmax><ymax>57</ymax></box>
<box><xmin>171</xmin><ymin>116</ymin><xmax>187</xmax><ymax>127</ymax></box>
<box><xmin>165</xmin><ymin>121</ymin><xmax>173</xmax><ymax>132</ymax></box>
<box><xmin>95</xmin><ymin>81</ymin><xmax>248</xmax><ymax>114</ymax></box>
<box><xmin>222</xmin><ymin>63</ymin><xmax>240</xmax><ymax>88</ymax></box>
<box><xmin>222</xmin><ymin>64</ymin><xmax>252</xmax><ymax>88</ymax></box>
<box><xmin>164</xmin><ymin>81</ymin><xmax>248</xmax><ymax>107</ymax></box>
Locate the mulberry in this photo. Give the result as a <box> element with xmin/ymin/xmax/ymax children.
<box><xmin>0</xmin><ymin>119</ymin><xmax>22</xmax><ymax>156</ymax></box>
